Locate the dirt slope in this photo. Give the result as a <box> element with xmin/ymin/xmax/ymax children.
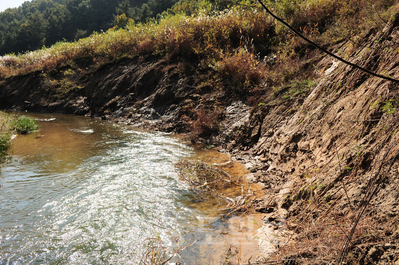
<box><xmin>0</xmin><ymin>56</ymin><xmax>205</xmax><ymax>132</ymax></box>
<box><xmin>227</xmin><ymin>17</ymin><xmax>399</xmax><ymax>264</ymax></box>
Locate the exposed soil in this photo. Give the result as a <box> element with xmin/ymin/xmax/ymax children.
<box><xmin>2</xmin><ymin>16</ymin><xmax>399</xmax><ymax>265</ymax></box>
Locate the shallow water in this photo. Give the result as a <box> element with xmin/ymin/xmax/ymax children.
<box><xmin>0</xmin><ymin>113</ymin><xmax>261</xmax><ymax>264</ymax></box>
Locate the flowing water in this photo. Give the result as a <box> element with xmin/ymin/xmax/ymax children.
<box><xmin>0</xmin><ymin>113</ymin><xmax>262</xmax><ymax>264</ymax></box>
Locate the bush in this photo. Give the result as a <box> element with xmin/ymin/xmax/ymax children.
<box><xmin>13</xmin><ymin>116</ymin><xmax>39</xmax><ymax>134</ymax></box>
<box><xmin>0</xmin><ymin>133</ymin><xmax>11</xmax><ymax>163</ymax></box>
<box><xmin>188</xmin><ymin>106</ymin><xmax>223</xmax><ymax>141</ymax></box>
<box><xmin>0</xmin><ymin>112</ymin><xmax>14</xmax><ymax>164</ymax></box>
<box><xmin>217</xmin><ymin>48</ymin><xmax>266</xmax><ymax>87</ymax></box>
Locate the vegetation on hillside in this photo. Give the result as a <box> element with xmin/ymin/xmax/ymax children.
<box><xmin>0</xmin><ymin>0</ymin><xmax>397</xmax><ymax>110</ymax></box>
<box><xmin>0</xmin><ymin>0</ymin><xmax>178</xmax><ymax>55</ymax></box>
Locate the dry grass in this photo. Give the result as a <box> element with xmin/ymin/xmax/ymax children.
<box><xmin>175</xmin><ymin>159</ymin><xmax>234</xmax><ymax>194</ymax></box>
<box><xmin>175</xmin><ymin>159</ymin><xmax>261</xmax><ymax>218</ymax></box>
<box><xmin>0</xmin><ymin>0</ymin><xmax>395</xmax><ymax>114</ymax></box>
<box><xmin>217</xmin><ymin>48</ymin><xmax>266</xmax><ymax>87</ymax></box>
<box><xmin>138</xmin><ymin>235</ymin><xmax>196</xmax><ymax>265</ymax></box>
<box><xmin>0</xmin><ymin>8</ymin><xmax>274</xmax><ymax>79</ymax></box>
<box><xmin>187</xmin><ymin>106</ymin><xmax>224</xmax><ymax>142</ymax></box>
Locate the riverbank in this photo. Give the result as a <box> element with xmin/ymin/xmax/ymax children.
<box><xmin>0</xmin><ymin>112</ymin><xmax>266</xmax><ymax>264</ymax></box>
<box><xmin>2</xmin><ymin>3</ymin><xmax>399</xmax><ymax>264</ymax></box>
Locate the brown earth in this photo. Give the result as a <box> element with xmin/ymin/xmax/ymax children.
<box><xmin>226</xmin><ymin>19</ymin><xmax>399</xmax><ymax>264</ymax></box>
<box><xmin>2</xmin><ymin>16</ymin><xmax>399</xmax><ymax>265</ymax></box>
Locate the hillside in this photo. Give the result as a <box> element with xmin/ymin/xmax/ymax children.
<box><xmin>1</xmin><ymin>0</ymin><xmax>399</xmax><ymax>263</ymax></box>
<box><xmin>0</xmin><ymin>0</ymin><xmax>178</xmax><ymax>55</ymax></box>
<box><xmin>231</xmin><ymin>15</ymin><xmax>399</xmax><ymax>264</ymax></box>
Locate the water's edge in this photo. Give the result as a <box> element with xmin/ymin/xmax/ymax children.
<box><xmin>0</xmin><ymin>113</ymin><xmax>261</xmax><ymax>264</ymax></box>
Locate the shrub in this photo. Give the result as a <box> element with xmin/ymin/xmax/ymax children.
<box><xmin>13</xmin><ymin>116</ymin><xmax>39</xmax><ymax>134</ymax></box>
<box><xmin>217</xmin><ymin>48</ymin><xmax>266</xmax><ymax>87</ymax></box>
<box><xmin>0</xmin><ymin>112</ymin><xmax>14</xmax><ymax>164</ymax></box>
<box><xmin>0</xmin><ymin>133</ymin><xmax>11</xmax><ymax>164</ymax></box>
<box><xmin>189</xmin><ymin>106</ymin><xmax>223</xmax><ymax>141</ymax></box>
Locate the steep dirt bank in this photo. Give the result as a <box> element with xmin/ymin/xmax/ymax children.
<box><xmin>0</xmin><ymin>53</ymin><xmax>252</xmax><ymax>142</ymax></box>
<box><xmin>0</xmin><ymin>56</ymin><xmax>199</xmax><ymax>131</ymax></box>
<box><xmin>1</xmin><ymin>16</ymin><xmax>399</xmax><ymax>264</ymax></box>
<box><xmin>228</xmin><ymin>19</ymin><xmax>399</xmax><ymax>264</ymax></box>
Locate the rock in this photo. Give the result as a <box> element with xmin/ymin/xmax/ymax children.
<box><xmin>383</xmin><ymin>243</ymin><xmax>396</xmax><ymax>250</ymax></box>
<box><xmin>246</xmin><ymin>173</ymin><xmax>258</xmax><ymax>184</ymax></box>
<box><xmin>368</xmin><ymin>247</ymin><xmax>383</xmax><ymax>261</ymax></box>
<box><xmin>255</xmin><ymin>206</ymin><xmax>275</xmax><ymax>213</ymax></box>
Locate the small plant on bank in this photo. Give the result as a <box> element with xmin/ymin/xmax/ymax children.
<box><xmin>0</xmin><ymin>112</ymin><xmax>15</xmax><ymax>164</ymax></box>
<box><xmin>13</xmin><ymin>116</ymin><xmax>39</xmax><ymax>134</ymax></box>
<box><xmin>0</xmin><ymin>133</ymin><xmax>11</xmax><ymax>164</ymax></box>
<box><xmin>382</xmin><ymin>99</ymin><xmax>396</xmax><ymax>114</ymax></box>
<box><xmin>188</xmin><ymin>106</ymin><xmax>223</xmax><ymax>142</ymax></box>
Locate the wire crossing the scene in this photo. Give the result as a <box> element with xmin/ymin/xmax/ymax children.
<box><xmin>257</xmin><ymin>0</ymin><xmax>399</xmax><ymax>83</ymax></box>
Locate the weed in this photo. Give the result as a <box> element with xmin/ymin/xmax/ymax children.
<box><xmin>382</xmin><ymin>99</ymin><xmax>396</xmax><ymax>114</ymax></box>
<box><xmin>188</xmin><ymin>106</ymin><xmax>222</xmax><ymax>142</ymax></box>
<box><xmin>13</xmin><ymin>116</ymin><xmax>39</xmax><ymax>134</ymax></box>
<box><xmin>0</xmin><ymin>133</ymin><xmax>11</xmax><ymax>164</ymax></box>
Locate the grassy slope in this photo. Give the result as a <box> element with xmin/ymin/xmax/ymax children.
<box><xmin>1</xmin><ymin>0</ymin><xmax>395</xmax><ymax>104</ymax></box>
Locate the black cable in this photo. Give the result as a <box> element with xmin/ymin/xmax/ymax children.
<box><xmin>257</xmin><ymin>0</ymin><xmax>399</xmax><ymax>83</ymax></box>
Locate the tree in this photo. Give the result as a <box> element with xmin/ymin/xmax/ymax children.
<box><xmin>17</xmin><ymin>11</ymin><xmax>48</xmax><ymax>51</ymax></box>
<box><xmin>113</xmin><ymin>13</ymin><xmax>134</xmax><ymax>29</ymax></box>
<box><xmin>139</xmin><ymin>3</ymin><xmax>152</xmax><ymax>23</ymax></box>
<box><xmin>116</xmin><ymin>0</ymin><xmax>131</xmax><ymax>16</ymax></box>
<box><xmin>45</xmin><ymin>3</ymin><xmax>70</xmax><ymax>44</ymax></box>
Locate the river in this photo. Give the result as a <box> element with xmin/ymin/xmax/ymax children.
<box><xmin>0</xmin><ymin>113</ymin><xmax>262</xmax><ymax>264</ymax></box>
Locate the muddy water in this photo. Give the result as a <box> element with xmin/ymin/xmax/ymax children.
<box><xmin>0</xmin><ymin>113</ymin><xmax>262</xmax><ymax>264</ymax></box>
